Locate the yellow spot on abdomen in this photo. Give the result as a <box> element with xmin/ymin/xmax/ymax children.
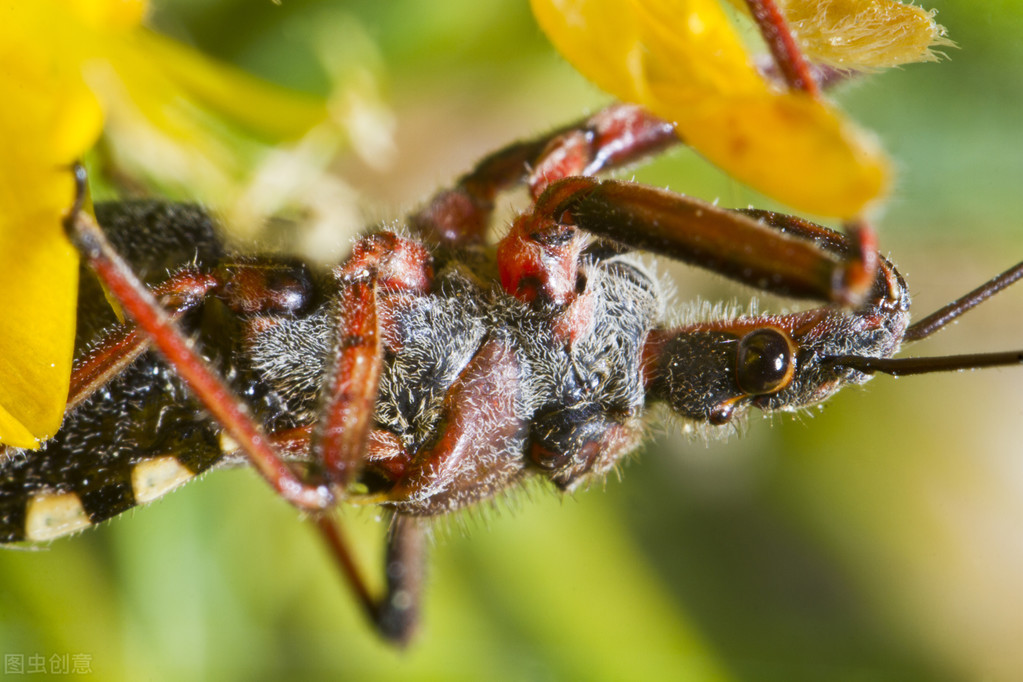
<box><xmin>25</xmin><ymin>492</ymin><xmax>91</xmax><ymax>541</ymax></box>
<box><xmin>132</xmin><ymin>456</ymin><xmax>194</xmax><ymax>504</ymax></box>
<box><xmin>219</xmin><ymin>431</ymin><xmax>240</xmax><ymax>455</ymax></box>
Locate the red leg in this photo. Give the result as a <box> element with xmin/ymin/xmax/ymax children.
<box><xmin>314</xmin><ymin>233</ymin><xmax>433</xmax><ymax>490</ymax></box>
<box><xmin>68</xmin><ymin>268</ymin><xmax>218</xmax><ymax>409</ymax></box>
<box><xmin>64</xmin><ymin>164</ymin><xmax>332</xmax><ymax>511</ymax></box>
<box><xmin>524</xmin><ymin>104</ymin><xmax>678</xmax><ymax>197</ymax></box>
<box><xmin>534</xmin><ymin>178</ymin><xmax>890</xmax><ymax>306</ymax></box>
<box><xmin>63</xmin><ymin>169</ymin><xmax>433</xmax><ymax>643</ymax></box>
<box><xmin>497</xmin><ymin>215</ymin><xmax>584</xmax><ymax>308</ymax></box>
<box><xmin>410</xmin><ymin>104</ymin><xmax>676</xmax><ymax>246</ymax></box>
<box><xmin>744</xmin><ymin>0</ymin><xmax>820</xmax><ymax>96</ymax></box>
<box><xmin>738</xmin><ymin>210</ymin><xmax>883</xmax><ymax>306</ymax></box>
<box><xmin>390</xmin><ymin>337</ymin><xmax>527</xmax><ymax>515</ymax></box>
<box><xmin>313</xmin><ymin>513</ymin><xmax>426</xmax><ymax>646</ymax></box>
<box><xmin>313</xmin><ymin>275</ymin><xmax>382</xmax><ymax>489</ymax></box>
<box><xmin>742</xmin><ymin>0</ymin><xmax>885</xmax><ymax>301</ymax></box>
<box><xmin>71</xmin><ymin>257</ymin><xmax>315</xmax><ymax>410</ymax></box>
<box><xmin>491</xmin><ymin>106</ymin><xmax>679</xmax><ymax>340</ymax></box>
<box><xmin>313</xmin><ymin>515</ymin><xmax>378</xmax><ymax>627</ymax></box>
<box><xmin>377</xmin><ymin>514</ymin><xmax>426</xmax><ymax>644</ymax></box>
<box><xmin>496</xmin><ymin>178</ymin><xmax>887</xmax><ymax>358</ymax></box>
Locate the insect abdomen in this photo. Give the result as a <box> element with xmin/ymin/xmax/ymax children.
<box><xmin>0</xmin><ymin>354</ymin><xmax>224</xmax><ymax>542</ymax></box>
<box><xmin>0</xmin><ymin>201</ymin><xmax>234</xmax><ymax>543</ymax></box>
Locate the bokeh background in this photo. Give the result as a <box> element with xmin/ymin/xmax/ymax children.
<box><xmin>3</xmin><ymin>1</ymin><xmax>1023</xmax><ymax>680</ymax></box>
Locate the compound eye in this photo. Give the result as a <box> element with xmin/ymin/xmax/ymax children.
<box><xmin>735</xmin><ymin>328</ymin><xmax>795</xmax><ymax>395</ymax></box>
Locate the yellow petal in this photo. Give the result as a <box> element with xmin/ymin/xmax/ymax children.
<box><xmin>0</xmin><ymin>173</ymin><xmax>81</xmax><ymax>448</ymax></box>
<box><xmin>0</xmin><ymin>13</ymin><xmax>105</xmax><ymax>445</ymax></box>
<box><xmin>532</xmin><ymin>0</ymin><xmax>891</xmax><ymax>217</ymax></box>
<box><xmin>533</xmin><ymin>0</ymin><xmax>763</xmax><ymax>103</ymax></box>
<box><xmin>84</xmin><ymin>26</ymin><xmax>335</xmax><ymax>224</ymax></box>
<box><xmin>65</xmin><ymin>0</ymin><xmax>148</xmax><ymax>30</ymax></box>
<box><xmin>678</xmin><ymin>93</ymin><xmax>888</xmax><ymax>217</ymax></box>
<box><xmin>130</xmin><ymin>30</ymin><xmax>328</xmax><ymax>142</ymax></box>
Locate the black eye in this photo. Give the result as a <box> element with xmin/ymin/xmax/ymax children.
<box><xmin>735</xmin><ymin>328</ymin><xmax>794</xmax><ymax>395</ymax></box>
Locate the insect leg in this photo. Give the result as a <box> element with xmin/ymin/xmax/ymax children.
<box><xmin>71</xmin><ymin>253</ymin><xmax>315</xmax><ymax>427</ymax></box>
<box><xmin>410</xmin><ymin>104</ymin><xmax>677</xmax><ymax>246</ymax></box>
<box><xmin>388</xmin><ymin>336</ymin><xmax>527</xmax><ymax>514</ymax></box>
<box><xmin>68</xmin><ymin>268</ymin><xmax>220</xmax><ymax>410</ymax></box>
<box><xmin>538</xmin><ymin>177</ymin><xmax>891</xmax><ymax>306</ymax></box>
<box><xmin>523</xmin><ymin>104</ymin><xmax>679</xmax><ymax>197</ymax></box>
<box><xmin>493</xmin><ymin>107</ymin><xmax>681</xmax><ymax>321</ymax></box>
<box><xmin>312</xmin><ymin>275</ymin><xmax>381</xmax><ymax>491</ymax></box>
<box><xmin>377</xmin><ymin>514</ymin><xmax>426</xmax><ymax>645</ymax></box>
<box><xmin>744</xmin><ymin>0</ymin><xmax>820</xmax><ymax>95</ymax></box>
<box><xmin>413</xmin><ymin>0</ymin><xmax>833</xmax><ymax>248</ymax></box>
<box><xmin>313</xmin><ymin>513</ymin><xmax>426</xmax><ymax>645</ymax></box>
<box><xmin>64</xmin><ymin>164</ymin><xmax>333</xmax><ymax>511</ymax></box>
<box><xmin>314</xmin><ymin>233</ymin><xmax>432</xmax><ymax>490</ymax></box>
<box><xmin>740</xmin><ymin>209</ymin><xmax>882</xmax><ymax>306</ymax></box>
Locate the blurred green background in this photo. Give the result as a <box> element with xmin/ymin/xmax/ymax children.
<box><xmin>4</xmin><ymin>1</ymin><xmax>1023</xmax><ymax>680</ymax></box>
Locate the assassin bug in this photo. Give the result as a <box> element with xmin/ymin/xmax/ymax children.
<box><xmin>2</xmin><ymin>103</ymin><xmax>1022</xmax><ymax>645</ymax></box>
<box><xmin>3</xmin><ymin>3</ymin><xmax>1022</xmax><ymax>650</ymax></box>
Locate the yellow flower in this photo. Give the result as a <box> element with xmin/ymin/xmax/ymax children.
<box><xmin>531</xmin><ymin>0</ymin><xmax>947</xmax><ymax>217</ymax></box>
<box><xmin>0</xmin><ymin>0</ymin><xmax>333</xmax><ymax>447</ymax></box>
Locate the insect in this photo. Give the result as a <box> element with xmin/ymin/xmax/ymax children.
<box><xmin>3</xmin><ymin>3</ymin><xmax>1022</xmax><ymax>653</ymax></box>
<box><xmin>3</xmin><ymin>100</ymin><xmax>1022</xmax><ymax>646</ymax></box>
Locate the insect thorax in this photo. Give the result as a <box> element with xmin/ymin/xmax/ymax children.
<box><xmin>249</xmin><ymin>249</ymin><xmax>663</xmax><ymax>510</ymax></box>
